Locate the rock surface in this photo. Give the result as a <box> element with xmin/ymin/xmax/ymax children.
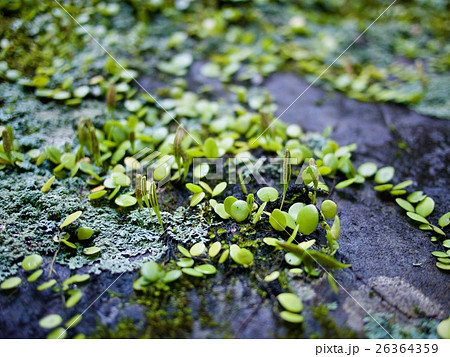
<box><xmin>0</xmin><ymin>72</ymin><xmax>448</xmax><ymax>338</ymax></box>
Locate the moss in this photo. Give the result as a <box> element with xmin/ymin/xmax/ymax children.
<box><xmin>0</xmin><ymin>168</ymin><xmax>209</xmax><ymax>279</ymax></box>
<box><xmin>92</xmin><ymin>291</ymin><xmax>194</xmax><ymax>338</ymax></box>
<box><xmin>310</xmin><ymin>304</ymin><xmax>359</xmax><ymax>339</ymax></box>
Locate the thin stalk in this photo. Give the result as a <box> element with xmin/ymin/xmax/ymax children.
<box><xmin>280</xmin><ymin>150</ymin><xmax>291</xmax><ymax>209</ymax></box>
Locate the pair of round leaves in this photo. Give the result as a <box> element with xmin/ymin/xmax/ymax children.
<box><xmin>277</xmin><ymin>293</ymin><xmax>304</xmax><ymax>324</ymax></box>
<box><xmin>224</xmin><ymin>197</ymin><xmax>250</xmax><ymax>222</ymax></box>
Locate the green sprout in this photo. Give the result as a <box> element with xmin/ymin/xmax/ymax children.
<box><xmin>86</xmin><ymin>118</ymin><xmax>100</xmax><ymax>166</ymax></box>
<box><xmin>135</xmin><ymin>174</ymin><xmax>146</xmax><ymax>209</ymax></box>
<box><xmin>173</xmin><ymin>126</ymin><xmax>191</xmax><ymax>182</ymax></box>
<box><xmin>148</xmin><ymin>180</ymin><xmax>164</xmax><ymax>231</ymax></box>
<box><xmin>136</xmin><ymin>174</ymin><xmax>164</xmax><ymax>230</ymax></box>
<box><xmin>106</xmin><ymin>82</ymin><xmax>116</xmax><ymax>110</ymax></box>
<box><xmin>280</xmin><ymin>150</ymin><xmax>291</xmax><ymax>209</ymax></box>
<box><xmin>303</xmin><ymin>158</ymin><xmax>319</xmax><ymax>204</ymax></box>
<box><xmin>173</xmin><ymin>125</ymin><xmax>185</xmax><ymax>178</ymax></box>
<box><xmin>1</xmin><ymin>125</ymin><xmax>15</xmax><ymax>166</ymax></box>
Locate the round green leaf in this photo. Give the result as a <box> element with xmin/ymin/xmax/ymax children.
<box><xmin>407</xmin><ymin>191</ymin><xmax>426</xmax><ymax>203</ymax></box>
<box><xmin>37</xmin><ymin>279</ymin><xmax>57</xmax><ymax>291</ymax></box>
<box><xmin>153</xmin><ymin>162</ymin><xmax>170</xmax><ymax>181</ymax></box>
<box><xmin>357</xmin><ymin>162</ymin><xmax>377</xmax><ymax>177</ymax></box>
<box><xmin>74</xmin><ymin>86</ymin><xmax>89</xmax><ymax>98</ymax></box>
<box><xmin>162</xmin><ymin>270</ymin><xmax>182</xmax><ymax>283</ymax></box>
<box><xmin>204</xmin><ymin>138</ymin><xmax>219</xmax><ymax>158</ymax></box>
<box><xmin>219</xmin><ymin>249</ymin><xmax>229</xmax><ymax>264</ymax></box>
<box><xmin>77</xmin><ymin>227</ymin><xmax>93</xmax><ymax>240</ymax></box>
<box><xmin>439</xmin><ymin>212</ymin><xmax>450</xmax><ymax>228</ymax></box>
<box><xmin>177</xmin><ymin>245</ymin><xmax>191</xmax><ymax>258</ymax></box>
<box><xmin>177</xmin><ymin>258</ymin><xmax>194</xmax><ymax>268</ymax></box>
<box><xmin>230</xmin><ymin>245</ymin><xmax>253</xmax><ymax>267</ymax></box>
<box><xmin>280</xmin><ymin>311</ymin><xmax>304</xmax><ymax>324</ymax></box>
<box><xmin>277</xmin><ymin>293</ymin><xmax>303</xmax><ymax>313</ymax></box>
<box><xmin>141</xmin><ymin>261</ymin><xmax>164</xmax><ymax>282</ymax></box>
<box><xmin>1</xmin><ymin>276</ymin><xmax>21</xmax><ymax>290</ymax></box>
<box><xmin>375</xmin><ymin>166</ymin><xmax>395</xmax><ymax>184</ymax></box>
<box><xmin>60</xmin><ymin>153</ymin><xmax>75</xmax><ymax>169</ymax></box>
<box><xmin>437</xmin><ymin>317</ymin><xmax>450</xmax><ymax>339</ymax></box>
<box><xmin>416</xmin><ymin>197</ymin><xmax>435</xmax><ymax>218</ymax></box>
<box><xmin>214</xmin><ymin>203</ymin><xmax>230</xmax><ymax>219</ymax></box>
<box><xmin>321</xmin><ymin>200</ymin><xmax>337</xmax><ymax>219</ymax></box>
<box><xmin>224</xmin><ymin>196</ymin><xmax>237</xmax><ymax>215</ymax></box>
<box><xmin>182</xmin><ymin>268</ymin><xmax>203</xmax><ymax>277</ymax></box>
<box><xmin>406</xmin><ymin>212</ymin><xmax>430</xmax><ymax>224</ymax></box>
<box><xmin>193</xmin><ymin>163</ymin><xmax>209</xmax><ymax>178</ymax></box>
<box><xmin>83</xmin><ymin>246</ymin><xmax>101</xmax><ymax>255</ymax></box>
<box><xmin>431</xmin><ymin>251</ymin><xmax>448</xmax><ymax>258</ymax></box>
<box><xmin>27</xmin><ymin>269</ymin><xmax>43</xmax><ymax>282</ymax></box>
<box><xmin>47</xmin><ymin>327</ymin><xmax>66</xmax><ymax>339</ymax></box>
<box><xmin>65</xmin><ymin>314</ymin><xmax>82</xmax><ymax>329</ymax></box>
<box><xmin>39</xmin><ymin>314</ymin><xmax>63</xmax><ymax>329</ymax></box>
<box><xmin>436</xmin><ymin>262</ymin><xmax>450</xmax><ymax>271</ymax></box>
<box><xmin>288</xmin><ymin>202</ymin><xmax>305</xmax><ymax>220</ymax></box>
<box><xmin>395</xmin><ymin>198</ymin><xmax>414</xmax><ymax>212</ymax></box>
<box><xmin>89</xmin><ymin>190</ymin><xmax>107</xmax><ymax>200</ymax></box>
<box><xmin>22</xmin><ymin>254</ymin><xmax>43</xmax><ymax>271</ymax></box>
<box><xmin>208</xmin><ymin>242</ymin><xmax>222</xmax><ymax>258</ymax></box>
<box><xmin>374</xmin><ymin>184</ymin><xmax>393</xmax><ymax>192</ymax></box>
<box><xmin>257</xmin><ymin>187</ymin><xmax>279</xmax><ymax>202</ymax></box>
<box><xmin>285</xmin><ymin>252</ymin><xmax>302</xmax><ymax>266</ymax></box>
<box><xmin>296</xmin><ymin>204</ymin><xmax>319</xmax><ymax>235</ymax></box>
<box><xmin>64</xmin><ymin>274</ymin><xmax>90</xmax><ymax>285</ymax></box>
<box><xmin>41</xmin><ymin>176</ymin><xmax>55</xmax><ymax>193</ymax></box>
<box><xmin>335</xmin><ymin>177</ymin><xmax>357</xmax><ymax>189</ymax></box>
<box><xmin>212</xmin><ymin>182</ymin><xmax>227</xmax><ymax>197</ymax></box>
<box><xmin>60</xmin><ymin>211</ymin><xmax>82</xmax><ymax>229</ymax></box>
<box><xmin>65</xmin><ymin>290</ymin><xmax>82</xmax><ymax>308</ymax></box>
<box><xmin>230</xmin><ymin>200</ymin><xmax>250</xmax><ymax>222</ymax></box>
<box><xmin>392</xmin><ymin>180</ymin><xmax>413</xmax><ymax>190</ymax></box>
<box><xmin>190</xmin><ymin>242</ymin><xmax>206</xmax><ymax>256</ymax></box>
<box><xmin>263</xmin><ymin>237</ymin><xmax>281</xmax><ymax>247</ymax></box>
<box><xmin>115</xmin><ymin>194</ymin><xmax>137</xmax><ymax>207</ymax></box>
<box><xmin>194</xmin><ymin>264</ymin><xmax>217</xmax><ymax>275</ymax></box>
<box><xmin>186</xmin><ymin>183</ymin><xmax>203</xmax><ymax>193</ymax></box>
<box><xmin>269</xmin><ymin>209</ymin><xmax>286</xmax><ymax>231</ymax></box>
<box><xmin>190</xmin><ymin>191</ymin><xmax>205</xmax><ymax>207</ymax></box>
<box><xmin>264</xmin><ymin>271</ymin><xmax>280</xmax><ymax>282</ymax></box>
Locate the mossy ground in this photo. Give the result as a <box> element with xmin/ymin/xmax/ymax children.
<box><xmin>0</xmin><ymin>0</ymin><xmax>449</xmax><ymax>339</ymax></box>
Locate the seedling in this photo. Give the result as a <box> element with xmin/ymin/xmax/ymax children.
<box><xmin>186</xmin><ymin>181</ymin><xmax>227</xmax><ymax>207</ymax></box>
<box><xmin>280</xmin><ymin>150</ymin><xmax>291</xmax><ymax>209</ymax></box>
<box><xmin>0</xmin><ymin>125</ymin><xmax>16</xmax><ymax>166</ymax></box>
<box><xmin>106</xmin><ymin>82</ymin><xmax>116</xmax><ymax>110</ymax></box>
<box><xmin>147</xmin><ymin>180</ymin><xmax>164</xmax><ymax>231</ymax></box>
